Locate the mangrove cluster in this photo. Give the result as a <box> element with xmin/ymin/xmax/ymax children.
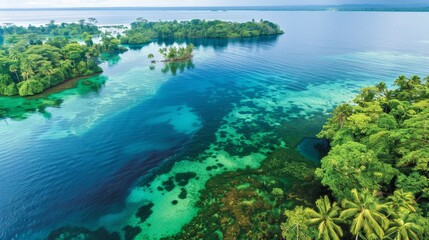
<box><xmin>282</xmin><ymin>75</ymin><xmax>429</xmax><ymax>240</ymax></box>
<box><xmin>120</xmin><ymin>19</ymin><xmax>284</xmax><ymax>45</ymax></box>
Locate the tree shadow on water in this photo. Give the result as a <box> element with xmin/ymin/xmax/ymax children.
<box><xmin>149</xmin><ymin>59</ymin><xmax>195</xmax><ymax>76</ymax></box>
<box><xmin>0</xmin><ymin>75</ymin><xmax>108</xmax><ymax>120</ymax></box>
<box><xmin>155</xmin><ymin>35</ymin><xmax>280</xmax><ymax>52</ymax></box>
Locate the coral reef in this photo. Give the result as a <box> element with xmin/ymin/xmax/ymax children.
<box><xmin>47</xmin><ymin>226</ymin><xmax>120</xmax><ymax>240</ymax></box>
<box><xmin>168</xmin><ymin>144</ymin><xmax>324</xmax><ymax>240</ymax></box>
<box><xmin>174</xmin><ymin>172</ymin><xmax>197</xmax><ymax>187</ymax></box>
<box><xmin>136</xmin><ymin>202</ymin><xmax>154</xmax><ymax>223</ymax></box>
<box><xmin>122</xmin><ymin>226</ymin><xmax>141</xmax><ymax>240</ymax></box>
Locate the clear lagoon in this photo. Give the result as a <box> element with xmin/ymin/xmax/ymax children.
<box><xmin>1</xmin><ymin>10</ymin><xmax>429</xmax><ymax>239</ymax></box>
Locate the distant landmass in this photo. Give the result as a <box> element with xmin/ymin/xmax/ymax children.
<box><xmin>1</xmin><ymin>4</ymin><xmax>429</xmax><ymax>12</ymax></box>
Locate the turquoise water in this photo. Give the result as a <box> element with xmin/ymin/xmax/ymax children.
<box><xmin>1</xmin><ymin>11</ymin><xmax>429</xmax><ymax>239</ymax></box>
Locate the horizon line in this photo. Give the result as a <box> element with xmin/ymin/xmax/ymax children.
<box><xmin>1</xmin><ymin>4</ymin><xmax>429</xmax><ymax>10</ymax></box>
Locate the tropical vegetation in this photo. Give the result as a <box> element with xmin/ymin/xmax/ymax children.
<box><xmin>0</xmin><ymin>21</ymin><xmax>128</xmax><ymax>96</ymax></box>
<box><xmin>0</xmin><ymin>39</ymin><xmax>102</xmax><ymax>96</ymax></box>
<box><xmin>1</xmin><ymin>18</ymin><xmax>100</xmax><ymax>44</ymax></box>
<box><xmin>158</xmin><ymin>44</ymin><xmax>195</xmax><ymax>61</ymax></box>
<box><xmin>120</xmin><ymin>19</ymin><xmax>284</xmax><ymax>45</ymax></box>
<box><xmin>282</xmin><ymin>75</ymin><xmax>429</xmax><ymax>239</ymax></box>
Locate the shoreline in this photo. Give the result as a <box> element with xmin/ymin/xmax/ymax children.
<box><xmin>160</xmin><ymin>55</ymin><xmax>193</xmax><ymax>63</ymax></box>
<box><xmin>25</xmin><ymin>72</ymin><xmax>102</xmax><ymax>99</ymax></box>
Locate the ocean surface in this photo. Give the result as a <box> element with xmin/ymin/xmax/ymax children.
<box><xmin>1</xmin><ymin>10</ymin><xmax>429</xmax><ymax>240</ymax></box>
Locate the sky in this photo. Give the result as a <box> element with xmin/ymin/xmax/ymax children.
<box><xmin>0</xmin><ymin>0</ymin><xmax>427</xmax><ymax>9</ymax></box>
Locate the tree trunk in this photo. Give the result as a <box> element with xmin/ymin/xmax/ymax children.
<box><xmin>14</xmin><ymin>72</ymin><xmax>20</xmax><ymax>82</ymax></box>
<box><xmin>297</xmin><ymin>225</ymin><xmax>299</xmax><ymax>240</ymax></box>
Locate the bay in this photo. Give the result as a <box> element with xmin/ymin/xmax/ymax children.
<box><xmin>1</xmin><ymin>10</ymin><xmax>429</xmax><ymax>239</ymax></box>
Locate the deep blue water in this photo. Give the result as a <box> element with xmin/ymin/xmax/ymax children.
<box><xmin>1</xmin><ymin>10</ymin><xmax>429</xmax><ymax>240</ymax></box>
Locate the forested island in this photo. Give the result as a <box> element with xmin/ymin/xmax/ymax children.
<box><xmin>120</xmin><ymin>19</ymin><xmax>284</xmax><ymax>45</ymax></box>
<box><xmin>0</xmin><ymin>19</ymin><xmax>283</xmax><ymax>97</ymax></box>
<box><xmin>154</xmin><ymin>44</ymin><xmax>195</xmax><ymax>62</ymax></box>
<box><xmin>281</xmin><ymin>75</ymin><xmax>429</xmax><ymax>239</ymax></box>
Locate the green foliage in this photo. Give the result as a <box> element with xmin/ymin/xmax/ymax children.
<box><xmin>0</xmin><ymin>74</ymin><xmax>17</xmax><ymax>96</ymax></box>
<box><xmin>316</xmin><ymin>142</ymin><xmax>397</xmax><ymax>199</ymax></box>
<box><xmin>122</xmin><ymin>19</ymin><xmax>284</xmax><ymax>45</ymax></box>
<box><xmin>120</xmin><ymin>32</ymin><xmax>152</xmax><ymax>45</ymax></box>
<box><xmin>0</xmin><ymin>19</ymin><xmax>100</xmax><ymax>39</ymax></box>
<box><xmin>17</xmin><ymin>80</ymin><xmax>44</xmax><ymax>96</ymax></box>
<box><xmin>0</xmin><ymin>28</ymin><xmax>4</xmax><ymax>43</ymax></box>
<box><xmin>96</xmin><ymin>33</ymin><xmax>128</xmax><ymax>53</ymax></box>
<box><xmin>384</xmin><ymin>190</ymin><xmax>426</xmax><ymax>240</ymax></box>
<box><xmin>286</xmin><ymin>188</ymin><xmax>427</xmax><ymax>240</ymax></box>
<box><xmin>305</xmin><ymin>196</ymin><xmax>344</xmax><ymax>240</ymax></box>
<box><xmin>158</xmin><ymin>44</ymin><xmax>194</xmax><ymax>61</ymax></box>
<box><xmin>271</xmin><ymin>187</ymin><xmax>284</xmax><ymax>197</ymax></box>
<box><xmin>287</xmin><ymin>76</ymin><xmax>429</xmax><ymax>240</ymax></box>
<box><xmin>340</xmin><ymin>189</ymin><xmax>389</xmax><ymax>239</ymax></box>
<box><xmin>0</xmin><ymin>34</ymin><xmax>103</xmax><ymax>96</ymax></box>
<box><xmin>0</xmin><ymin>20</ymin><xmax>132</xmax><ymax>96</ymax></box>
<box><xmin>396</xmin><ymin>172</ymin><xmax>429</xmax><ymax>198</ymax></box>
<box><xmin>385</xmin><ymin>212</ymin><xmax>425</xmax><ymax>240</ymax></box>
<box><xmin>386</xmin><ymin>189</ymin><xmax>418</xmax><ymax>213</ymax></box>
<box><xmin>318</xmin><ymin>76</ymin><xmax>429</xmax><ymax>198</ymax></box>
<box><xmin>281</xmin><ymin>206</ymin><xmax>317</xmax><ymax>240</ymax></box>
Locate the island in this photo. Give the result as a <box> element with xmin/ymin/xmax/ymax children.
<box><xmin>149</xmin><ymin>44</ymin><xmax>195</xmax><ymax>62</ymax></box>
<box><xmin>120</xmin><ymin>19</ymin><xmax>284</xmax><ymax>45</ymax></box>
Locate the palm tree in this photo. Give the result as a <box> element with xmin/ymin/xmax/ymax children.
<box><xmin>9</xmin><ymin>64</ymin><xmax>20</xmax><ymax>82</ymax></box>
<box><xmin>357</xmin><ymin>87</ymin><xmax>378</xmax><ymax>103</ymax></box>
<box><xmin>85</xmin><ymin>52</ymin><xmax>91</xmax><ymax>63</ymax></box>
<box><xmin>20</xmin><ymin>63</ymin><xmax>34</xmax><ymax>81</ymax></box>
<box><xmin>281</xmin><ymin>206</ymin><xmax>315</xmax><ymax>240</ymax></box>
<box><xmin>374</xmin><ymin>82</ymin><xmax>393</xmax><ymax>112</ymax></box>
<box><xmin>186</xmin><ymin>43</ymin><xmax>195</xmax><ymax>55</ymax></box>
<box><xmin>408</xmin><ymin>75</ymin><xmax>421</xmax><ymax>89</ymax></box>
<box><xmin>40</xmin><ymin>63</ymin><xmax>54</xmax><ymax>85</ymax></box>
<box><xmin>340</xmin><ymin>189</ymin><xmax>389</xmax><ymax>240</ymax></box>
<box><xmin>147</xmin><ymin>53</ymin><xmax>155</xmax><ymax>60</ymax></box>
<box><xmin>386</xmin><ymin>190</ymin><xmax>416</xmax><ymax>214</ymax></box>
<box><xmin>305</xmin><ymin>195</ymin><xmax>344</xmax><ymax>240</ymax></box>
<box><xmin>178</xmin><ymin>47</ymin><xmax>186</xmax><ymax>58</ymax></box>
<box><xmin>385</xmin><ymin>213</ymin><xmax>423</xmax><ymax>240</ymax></box>
<box><xmin>158</xmin><ymin>47</ymin><xmax>168</xmax><ymax>58</ymax></box>
<box><xmin>424</xmin><ymin>76</ymin><xmax>429</xmax><ymax>87</ymax></box>
<box><xmin>375</xmin><ymin>82</ymin><xmax>388</xmax><ymax>97</ymax></box>
<box><xmin>9</xmin><ymin>50</ymin><xmax>21</xmax><ymax>61</ymax></box>
<box><xmin>394</xmin><ymin>75</ymin><xmax>408</xmax><ymax>90</ymax></box>
<box><xmin>59</xmin><ymin>60</ymin><xmax>73</xmax><ymax>78</ymax></box>
<box><xmin>59</xmin><ymin>60</ymin><xmax>72</xmax><ymax>71</ymax></box>
<box><xmin>332</xmin><ymin>103</ymin><xmax>353</xmax><ymax>129</ymax></box>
